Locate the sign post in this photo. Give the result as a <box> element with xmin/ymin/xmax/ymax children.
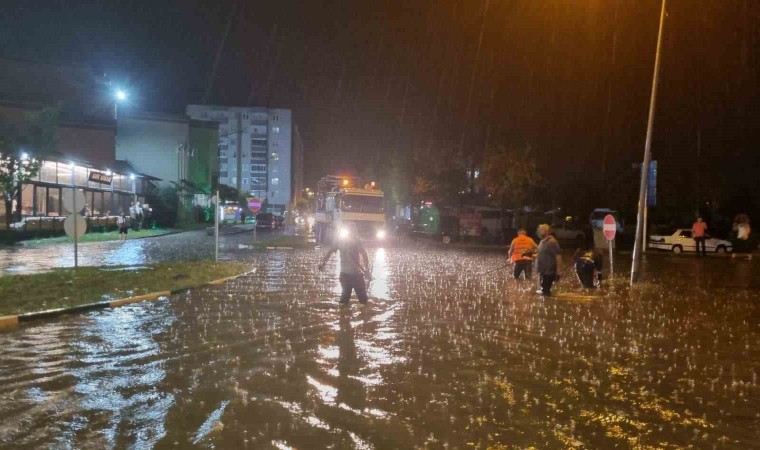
<box><xmin>603</xmin><ymin>214</ymin><xmax>617</xmax><ymax>279</ymax></box>
<box><xmin>247</xmin><ymin>197</ymin><xmax>262</xmax><ymax>241</ymax></box>
<box><xmin>213</xmin><ymin>191</ymin><xmax>219</xmax><ymax>262</ymax></box>
<box><xmin>63</xmin><ymin>189</ymin><xmax>87</xmax><ymax>268</ymax></box>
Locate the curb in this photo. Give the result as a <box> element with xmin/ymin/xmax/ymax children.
<box><xmin>0</xmin><ymin>268</ymin><xmax>256</xmax><ymax>330</ymax></box>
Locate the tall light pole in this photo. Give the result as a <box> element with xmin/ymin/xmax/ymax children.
<box><xmin>114</xmin><ymin>89</ymin><xmax>127</xmax><ymax>120</ymax></box>
<box><xmin>631</xmin><ymin>0</ymin><xmax>667</xmax><ymax>284</ymax></box>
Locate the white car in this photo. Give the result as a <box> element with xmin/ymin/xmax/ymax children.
<box><xmin>551</xmin><ymin>222</ymin><xmax>586</xmax><ymax>242</ymax></box>
<box><xmin>648</xmin><ymin>229</ymin><xmax>733</xmax><ymax>254</ymax></box>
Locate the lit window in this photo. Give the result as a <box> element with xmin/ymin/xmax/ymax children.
<box><xmin>272</xmin><ymin>126</ymin><xmax>280</xmax><ymax>133</ymax></box>
<box><xmin>271</xmin><ymin>177</ymin><xmax>279</xmax><ymax>186</ymax></box>
<box><xmin>271</xmin><ymin>152</ymin><xmax>279</xmax><ymax>161</ymax></box>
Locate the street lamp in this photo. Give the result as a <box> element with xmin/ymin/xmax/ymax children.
<box><xmin>114</xmin><ymin>89</ymin><xmax>127</xmax><ymax>120</ymax></box>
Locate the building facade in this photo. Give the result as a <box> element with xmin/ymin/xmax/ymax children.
<box><xmin>186</xmin><ymin>105</ymin><xmax>293</xmax><ymax>213</ymax></box>
<box><xmin>0</xmin><ymin>102</ymin><xmax>150</xmax><ymax>228</ymax></box>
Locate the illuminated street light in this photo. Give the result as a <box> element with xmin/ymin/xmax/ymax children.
<box><xmin>114</xmin><ymin>89</ymin><xmax>127</xmax><ymax>120</ymax></box>
<box><xmin>20</xmin><ymin>152</ymin><xmax>29</xmax><ymax>161</ymax></box>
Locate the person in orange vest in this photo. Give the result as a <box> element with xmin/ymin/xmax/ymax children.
<box><xmin>508</xmin><ymin>228</ymin><xmax>538</xmax><ymax>280</ymax></box>
<box><xmin>692</xmin><ymin>217</ymin><xmax>708</xmax><ymax>256</ymax></box>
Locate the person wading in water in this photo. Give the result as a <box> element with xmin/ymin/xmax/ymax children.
<box><xmin>319</xmin><ymin>222</ymin><xmax>371</xmax><ymax>305</ymax></box>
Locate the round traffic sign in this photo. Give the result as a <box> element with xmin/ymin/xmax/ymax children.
<box><xmin>247</xmin><ymin>197</ymin><xmax>262</xmax><ymax>213</ymax></box>
<box><xmin>64</xmin><ymin>214</ymin><xmax>87</xmax><ymax>239</ymax></box>
<box><xmin>62</xmin><ymin>189</ymin><xmax>86</xmax><ymax>213</ymax></box>
<box><xmin>603</xmin><ymin>214</ymin><xmax>617</xmax><ymax>241</ymax></box>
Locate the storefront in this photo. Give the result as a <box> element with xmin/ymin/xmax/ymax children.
<box><xmin>1</xmin><ymin>157</ymin><xmax>152</xmax><ymax>221</ymax></box>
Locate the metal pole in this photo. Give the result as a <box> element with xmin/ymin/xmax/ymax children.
<box><xmin>608</xmin><ymin>239</ymin><xmax>614</xmax><ymax>279</ymax></box>
<box><xmin>631</xmin><ymin>0</ymin><xmax>666</xmax><ymax>284</ymax></box>
<box><xmin>74</xmin><ymin>192</ymin><xmax>78</xmax><ymax>269</ymax></box>
<box><xmin>215</xmin><ymin>190</ymin><xmax>220</xmax><ymax>262</ymax></box>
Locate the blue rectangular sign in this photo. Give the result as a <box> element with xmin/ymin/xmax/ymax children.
<box><xmin>647</xmin><ymin>160</ymin><xmax>657</xmax><ymax>207</ymax></box>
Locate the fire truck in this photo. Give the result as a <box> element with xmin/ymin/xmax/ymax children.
<box><xmin>315</xmin><ymin>175</ymin><xmax>387</xmax><ymax>243</ymax></box>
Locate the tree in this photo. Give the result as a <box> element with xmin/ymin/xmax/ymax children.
<box><xmin>0</xmin><ymin>107</ymin><xmax>59</xmax><ymax>228</ymax></box>
<box><xmin>479</xmin><ymin>143</ymin><xmax>542</xmax><ymax>208</ymax></box>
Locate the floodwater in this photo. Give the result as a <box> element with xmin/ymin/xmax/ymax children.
<box><xmin>0</xmin><ymin>228</ymin><xmax>275</xmax><ymax>275</ymax></box>
<box><xmin>0</xmin><ymin>246</ymin><xmax>758</xmax><ymax>448</ymax></box>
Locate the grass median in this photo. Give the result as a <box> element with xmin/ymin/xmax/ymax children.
<box><xmin>0</xmin><ymin>261</ymin><xmax>250</xmax><ymax>316</ymax></box>
<box><xmin>21</xmin><ymin>228</ymin><xmax>174</xmax><ymax>248</ymax></box>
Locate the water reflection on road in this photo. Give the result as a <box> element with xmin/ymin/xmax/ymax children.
<box><xmin>0</xmin><ymin>246</ymin><xmax>758</xmax><ymax>448</ymax></box>
<box><xmin>0</xmin><ymin>229</ymin><xmax>266</xmax><ymax>275</ymax></box>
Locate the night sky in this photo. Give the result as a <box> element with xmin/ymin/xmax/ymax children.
<box><xmin>1</xmin><ymin>0</ymin><xmax>759</xmax><ymax>219</ymax></box>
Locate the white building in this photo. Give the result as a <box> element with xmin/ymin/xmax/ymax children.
<box><xmin>186</xmin><ymin>105</ymin><xmax>292</xmax><ymax>213</ymax></box>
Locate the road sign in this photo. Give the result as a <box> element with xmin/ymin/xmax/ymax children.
<box><xmin>62</xmin><ymin>189</ymin><xmax>86</xmax><ymax>213</ymax></box>
<box><xmin>64</xmin><ymin>214</ymin><xmax>87</xmax><ymax>239</ymax></box>
<box><xmin>247</xmin><ymin>197</ymin><xmax>262</xmax><ymax>213</ymax></box>
<box><xmin>603</xmin><ymin>214</ymin><xmax>617</xmax><ymax>241</ymax></box>
<box><xmin>647</xmin><ymin>160</ymin><xmax>657</xmax><ymax>206</ymax></box>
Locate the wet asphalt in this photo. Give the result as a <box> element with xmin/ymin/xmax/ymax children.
<box><xmin>0</xmin><ymin>234</ymin><xmax>758</xmax><ymax>448</ymax></box>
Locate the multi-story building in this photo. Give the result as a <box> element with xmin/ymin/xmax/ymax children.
<box><xmin>116</xmin><ymin>111</ymin><xmax>218</xmax><ymax>191</ymax></box>
<box><xmin>186</xmin><ymin>105</ymin><xmax>293</xmax><ymax>214</ymax></box>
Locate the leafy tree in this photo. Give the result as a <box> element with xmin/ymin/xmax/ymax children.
<box><xmin>479</xmin><ymin>143</ymin><xmax>542</xmax><ymax>208</ymax></box>
<box><xmin>0</xmin><ymin>107</ymin><xmax>59</xmax><ymax>227</ymax></box>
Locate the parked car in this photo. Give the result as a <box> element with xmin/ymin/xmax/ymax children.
<box><xmin>413</xmin><ymin>215</ymin><xmax>460</xmax><ymax>244</ymax></box>
<box><xmin>590</xmin><ymin>208</ymin><xmax>623</xmax><ymax>233</ymax></box>
<box><xmin>551</xmin><ymin>222</ymin><xmax>586</xmax><ymax>243</ymax></box>
<box><xmin>256</xmin><ymin>213</ymin><xmax>276</xmax><ymax>230</ymax></box>
<box><xmin>274</xmin><ymin>215</ymin><xmax>285</xmax><ymax>228</ymax></box>
<box><xmin>648</xmin><ymin>229</ymin><xmax>733</xmax><ymax>254</ymax></box>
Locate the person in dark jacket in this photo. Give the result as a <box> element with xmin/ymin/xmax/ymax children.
<box><xmin>574</xmin><ymin>248</ymin><xmax>603</xmax><ymax>288</ymax></box>
<box><xmin>535</xmin><ymin>224</ymin><xmax>562</xmax><ymax>296</ymax></box>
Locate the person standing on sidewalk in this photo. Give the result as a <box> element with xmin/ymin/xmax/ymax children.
<box><xmin>692</xmin><ymin>217</ymin><xmax>708</xmax><ymax>256</ymax></box>
<box><xmin>318</xmin><ymin>223</ymin><xmax>371</xmax><ymax>305</ymax></box>
<box><xmin>117</xmin><ymin>214</ymin><xmax>129</xmax><ymax>241</ymax></box>
<box><xmin>536</xmin><ymin>224</ymin><xmax>562</xmax><ymax>296</ymax></box>
<box><xmin>508</xmin><ymin>228</ymin><xmax>538</xmax><ymax>280</ymax></box>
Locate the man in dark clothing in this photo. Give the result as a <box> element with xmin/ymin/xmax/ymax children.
<box><xmin>536</xmin><ymin>224</ymin><xmax>562</xmax><ymax>296</ymax></box>
<box><xmin>318</xmin><ymin>223</ymin><xmax>371</xmax><ymax>304</ymax></box>
<box><xmin>574</xmin><ymin>249</ymin><xmax>603</xmax><ymax>288</ymax></box>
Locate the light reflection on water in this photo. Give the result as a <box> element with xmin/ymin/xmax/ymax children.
<box><xmin>0</xmin><ymin>247</ymin><xmax>758</xmax><ymax>448</ymax></box>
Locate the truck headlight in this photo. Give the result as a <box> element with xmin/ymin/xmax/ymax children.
<box><xmin>376</xmin><ymin>229</ymin><xmax>386</xmax><ymax>239</ymax></box>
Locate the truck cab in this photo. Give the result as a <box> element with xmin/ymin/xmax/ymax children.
<box><xmin>315</xmin><ymin>176</ymin><xmax>387</xmax><ymax>242</ymax></box>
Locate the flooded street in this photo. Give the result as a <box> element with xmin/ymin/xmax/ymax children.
<box><xmin>0</xmin><ymin>245</ymin><xmax>758</xmax><ymax>448</ymax></box>
<box><xmin>0</xmin><ymin>229</ymin><xmax>268</xmax><ymax>275</ymax></box>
